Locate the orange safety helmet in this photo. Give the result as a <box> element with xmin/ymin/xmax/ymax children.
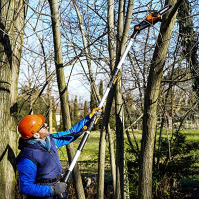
<box><xmin>18</xmin><ymin>114</ymin><xmax>45</xmax><ymax>139</ymax></box>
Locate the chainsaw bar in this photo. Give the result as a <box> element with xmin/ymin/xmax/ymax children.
<box><xmin>159</xmin><ymin>4</ymin><xmax>172</xmax><ymax>15</ymax></box>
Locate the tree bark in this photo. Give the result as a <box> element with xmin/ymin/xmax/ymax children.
<box><xmin>0</xmin><ymin>0</ymin><xmax>24</xmax><ymax>197</ymax></box>
<box><xmin>0</xmin><ymin>0</ymin><xmax>24</xmax><ymax>198</ymax></box>
<box><xmin>48</xmin><ymin>0</ymin><xmax>85</xmax><ymax>198</ymax></box>
<box><xmin>97</xmin><ymin>0</ymin><xmax>117</xmax><ymax>198</ymax></box>
<box><xmin>178</xmin><ymin>0</ymin><xmax>199</xmax><ymax>107</ymax></box>
<box><xmin>8</xmin><ymin>0</ymin><xmax>24</xmax><ymax>198</ymax></box>
<box><xmin>115</xmin><ymin>1</ymin><xmax>134</xmax><ymax>198</ymax></box>
<box><xmin>138</xmin><ymin>1</ymin><xmax>180</xmax><ymax>198</ymax></box>
<box><xmin>0</xmin><ymin>2</ymin><xmax>13</xmax><ymax>195</ymax></box>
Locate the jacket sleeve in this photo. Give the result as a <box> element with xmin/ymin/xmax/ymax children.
<box><xmin>17</xmin><ymin>157</ymin><xmax>53</xmax><ymax>197</ymax></box>
<box><xmin>52</xmin><ymin>115</ymin><xmax>90</xmax><ymax>148</ymax></box>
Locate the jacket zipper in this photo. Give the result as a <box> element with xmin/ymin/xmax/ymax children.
<box><xmin>39</xmin><ymin>142</ymin><xmax>63</xmax><ymax>175</ymax></box>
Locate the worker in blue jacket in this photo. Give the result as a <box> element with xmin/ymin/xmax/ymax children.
<box><xmin>16</xmin><ymin>107</ymin><xmax>101</xmax><ymax>199</ymax></box>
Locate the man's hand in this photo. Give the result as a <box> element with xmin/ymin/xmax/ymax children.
<box><xmin>89</xmin><ymin>107</ymin><xmax>102</xmax><ymax>119</ymax></box>
<box><xmin>51</xmin><ymin>182</ymin><xmax>66</xmax><ymax>195</ymax></box>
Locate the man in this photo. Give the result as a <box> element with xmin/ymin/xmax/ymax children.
<box><xmin>16</xmin><ymin>107</ymin><xmax>101</xmax><ymax>199</ymax></box>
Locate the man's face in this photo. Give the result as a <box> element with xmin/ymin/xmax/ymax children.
<box><xmin>37</xmin><ymin>123</ymin><xmax>49</xmax><ymax>140</ymax></box>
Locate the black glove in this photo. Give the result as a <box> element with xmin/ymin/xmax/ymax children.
<box><xmin>51</xmin><ymin>182</ymin><xmax>66</xmax><ymax>195</ymax></box>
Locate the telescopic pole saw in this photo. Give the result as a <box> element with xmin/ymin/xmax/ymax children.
<box><xmin>60</xmin><ymin>4</ymin><xmax>172</xmax><ymax>195</ymax></box>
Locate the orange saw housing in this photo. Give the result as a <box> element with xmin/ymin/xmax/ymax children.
<box><xmin>146</xmin><ymin>12</ymin><xmax>161</xmax><ymax>23</ymax></box>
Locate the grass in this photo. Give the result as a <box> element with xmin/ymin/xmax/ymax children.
<box><xmin>58</xmin><ymin>128</ymin><xmax>199</xmax><ymax>183</ymax></box>
<box><xmin>179</xmin><ymin>129</ymin><xmax>199</xmax><ymax>141</ymax></box>
<box><xmin>58</xmin><ymin>130</ymin><xmax>101</xmax><ymax>162</ymax></box>
<box><xmin>58</xmin><ymin>128</ymin><xmax>199</xmax><ymax>162</ymax></box>
<box><xmin>58</xmin><ymin>130</ymin><xmax>111</xmax><ymax>177</ymax></box>
<box><xmin>58</xmin><ymin>129</ymin><xmax>142</xmax><ymax>163</ymax></box>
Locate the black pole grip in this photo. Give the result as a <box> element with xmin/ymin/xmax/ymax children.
<box><xmin>87</xmin><ymin>114</ymin><xmax>97</xmax><ymax>132</ymax></box>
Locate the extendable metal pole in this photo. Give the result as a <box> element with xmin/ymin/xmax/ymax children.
<box><xmin>61</xmin><ymin>4</ymin><xmax>172</xmax><ymax>188</ymax></box>
<box><xmin>98</xmin><ymin>31</ymin><xmax>139</xmax><ymax>108</ymax></box>
<box><xmin>62</xmin><ymin>31</ymin><xmax>139</xmax><ymax>184</ymax></box>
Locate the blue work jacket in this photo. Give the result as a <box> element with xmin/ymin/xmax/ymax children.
<box><xmin>16</xmin><ymin>115</ymin><xmax>90</xmax><ymax>199</ymax></box>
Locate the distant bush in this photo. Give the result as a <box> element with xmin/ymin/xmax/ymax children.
<box><xmin>127</xmin><ymin>131</ymin><xmax>199</xmax><ymax>198</ymax></box>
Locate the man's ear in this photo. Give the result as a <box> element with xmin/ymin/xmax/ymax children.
<box><xmin>33</xmin><ymin>133</ymin><xmax>40</xmax><ymax>139</ymax></box>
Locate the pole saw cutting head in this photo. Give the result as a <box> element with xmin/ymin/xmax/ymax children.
<box><xmin>134</xmin><ymin>11</ymin><xmax>162</xmax><ymax>32</ymax></box>
<box><xmin>133</xmin><ymin>5</ymin><xmax>172</xmax><ymax>33</ymax></box>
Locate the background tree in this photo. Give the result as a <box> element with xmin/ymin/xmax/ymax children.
<box><xmin>139</xmin><ymin>1</ymin><xmax>181</xmax><ymax>198</ymax></box>
<box><xmin>52</xmin><ymin>97</ymin><xmax>58</xmax><ymax>132</ymax></box>
<box><xmin>48</xmin><ymin>0</ymin><xmax>85</xmax><ymax>198</ymax></box>
<box><xmin>84</xmin><ymin>101</ymin><xmax>89</xmax><ymax>117</ymax></box>
<box><xmin>178</xmin><ymin>0</ymin><xmax>199</xmax><ymax>106</ymax></box>
<box><xmin>114</xmin><ymin>1</ymin><xmax>134</xmax><ymax>198</ymax></box>
<box><xmin>74</xmin><ymin>96</ymin><xmax>80</xmax><ymax>125</ymax></box>
<box><xmin>0</xmin><ymin>0</ymin><xmax>24</xmax><ymax>198</ymax></box>
<box><xmin>99</xmin><ymin>80</ymin><xmax>103</xmax><ymax>98</ymax></box>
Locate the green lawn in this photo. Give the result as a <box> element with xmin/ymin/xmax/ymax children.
<box><xmin>58</xmin><ymin>128</ymin><xmax>199</xmax><ymax>160</ymax></box>
<box><xmin>58</xmin><ymin>130</ymin><xmax>106</xmax><ymax>176</ymax></box>
<box><xmin>58</xmin><ymin>128</ymin><xmax>199</xmax><ymax>178</ymax></box>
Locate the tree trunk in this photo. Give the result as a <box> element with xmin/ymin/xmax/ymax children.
<box><xmin>115</xmin><ymin>77</ymin><xmax>124</xmax><ymax>199</ymax></box>
<box><xmin>8</xmin><ymin>0</ymin><xmax>24</xmax><ymax>198</ymax></box>
<box><xmin>97</xmin><ymin>0</ymin><xmax>118</xmax><ymax>198</ymax></box>
<box><xmin>97</xmin><ymin>127</ymin><xmax>106</xmax><ymax>199</ymax></box>
<box><xmin>0</xmin><ymin>0</ymin><xmax>24</xmax><ymax>198</ymax></box>
<box><xmin>166</xmin><ymin>114</ymin><xmax>173</xmax><ymax>130</ymax></box>
<box><xmin>47</xmin><ymin>86</ymin><xmax>53</xmax><ymax>134</ymax></box>
<box><xmin>97</xmin><ymin>90</ymin><xmax>117</xmax><ymax>199</ymax></box>
<box><xmin>0</xmin><ymin>9</ymin><xmax>12</xmax><ymax>197</ymax></box>
<box><xmin>116</xmin><ymin>3</ymin><xmax>125</xmax><ymax>195</ymax></box>
<box><xmin>48</xmin><ymin>0</ymin><xmax>85</xmax><ymax>198</ymax></box>
<box><xmin>98</xmin><ymin>2</ymin><xmax>134</xmax><ymax>198</ymax></box>
<box><xmin>107</xmin><ymin>125</ymin><xmax>116</xmax><ymax>195</ymax></box>
<box><xmin>115</xmin><ymin>0</ymin><xmax>134</xmax><ymax>198</ymax></box>
<box><xmin>178</xmin><ymin>0</ymin><xmax>199</xmax><ymax>107</ymax></box>
<box><xmin>0</xmin><ymin>0</ymin><xmax>20</xmax><ymax>197</ymax></box>
<box><xmin>69</xmin><ymin>2</ymin><xmax>117</xmax><ymax>198</ymax></box>
<box><xmin>138</xmin><ymin>1</ymin><xmax>180</xmax><ymax>198</ymax></box>
<box><xmin>106</xmin><ymin>1</ymin><xmax>117</xmax><ymax>195</ymax></box>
